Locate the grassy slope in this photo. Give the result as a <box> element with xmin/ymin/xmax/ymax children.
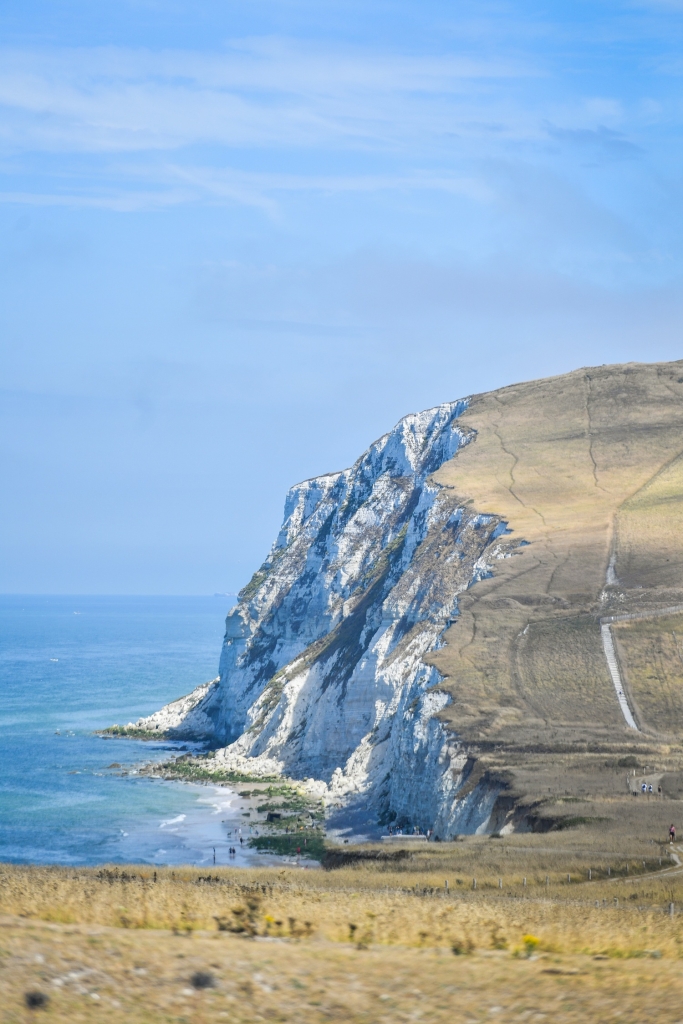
<box><xmin>613</xmin><ymin>613</ymin><xmax>683</xmax><ymax>736</ymax></box>
<box><xmin>424</xmin><ymin>360</ymin><xmax>683</xmax><ymax>805</ymax></box>
<box><xmin>4</xmin><ymin>815</ymin><xmax>682</xmax><ymax>939</ymax></box>
<box><xmin>6</xmin><ymin>826</ymin><xmax>683</xmax><ymax>1022</ymax></box>
<box><xmin>5</xmin><ymin>913</ymin><xmax>683</xmax><ymax>1024</ymax></box>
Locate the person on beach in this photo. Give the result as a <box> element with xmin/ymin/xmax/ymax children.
<box><xmin>670</xmin><ymin>824</ymin><xmax>676</xmax><ymax>843</ymax></box>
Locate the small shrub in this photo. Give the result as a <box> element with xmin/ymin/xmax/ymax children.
<box><xmin>451</xmin><ymin>935</ymin><xmax>474</xmax><ymax>955</ymax></box>
<box><xmin>24</xmin><ymin>991</ymin><xmax>49</xmax><ymax>1009</ymax></box>
<box><xmin>191</xmin><ymin>971</ymin><xmax>215</xmax><ymax>990</ymax></box>
<box><xmin>218</xmin><ymin>894</ymin><xmax>264</xmax><ymax>936</ymax></box>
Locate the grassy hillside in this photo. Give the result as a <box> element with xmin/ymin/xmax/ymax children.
<box><xmin>613</xmin><ymin>613</ymin><xmax>683</xmax><ymax>736</ymax></box>
<box><xmin>425</xmin><ymin>360</ymin><xmax>683</xmax><ymax>805</ymax></box>
<box><xmin>5</xmin><ymin>822</ymin><xmax>683</xmax><ymax>1023</ymax></box>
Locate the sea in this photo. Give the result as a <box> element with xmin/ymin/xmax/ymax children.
<box><xmin>0</xmin><ymin>594</ymin><xmax>276</xmax><ymax>868</ymax></box>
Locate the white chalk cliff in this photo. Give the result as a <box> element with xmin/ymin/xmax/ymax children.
<box><xmin>135</xmin><ymin>400</ymin><xmax>523</xmax><ymax>838</ymax></box>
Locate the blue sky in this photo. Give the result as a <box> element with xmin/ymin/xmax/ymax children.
<box><xmin>1</xmin><ymin>0</ymin><xmax>683</xmax><ymax>594</ymax></box>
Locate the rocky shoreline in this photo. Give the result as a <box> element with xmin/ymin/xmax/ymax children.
<box><xmin>133</xmin><ymin>750</ymin><xmax>327</xmax><ymax>859</ymax></box>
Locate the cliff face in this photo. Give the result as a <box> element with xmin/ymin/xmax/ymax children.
<box><xmin>135</xmin><ymin>359</ymin><xmax>683</xmax><ymax>838</ymax></box>
<box><xmin>216</xmin><ymin>400</ymin><xmax>527</xmax><ymax>836</ymax></box>
<box><xmin>136</xmin><ymin>400</ymin><xmax>522</xmax><ymax>837</ymax></box>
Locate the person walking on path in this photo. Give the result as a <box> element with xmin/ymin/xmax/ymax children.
<box><xmin>670</xmin><ymin>824</ymin><xmax>676</xmax><ymax>843</ymax></box>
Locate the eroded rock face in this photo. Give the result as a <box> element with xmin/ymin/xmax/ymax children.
<box><xmin>140</xmin><ymin>400</ymin><xmax>523</xmax><ymax>837</ymax></box>
<box><xmin>133</xmin><ymin>679</ymin><xmax>220</xmax><ymax>740</ymax></box>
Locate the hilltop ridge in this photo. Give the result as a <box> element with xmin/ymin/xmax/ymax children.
<box><xmin>433</xmin><ymin>360</ymin><xmax>683</xmax><ymax>741</ymax></box>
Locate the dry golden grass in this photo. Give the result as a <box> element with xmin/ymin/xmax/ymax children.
<box><xmin>5</xmin><ymin>913</ymin><xmax>683</xmax><ymax>1024</ymax></box>
<box><xmin>428</xmin><ymin>360</ymin><xmax>683</xmax><ymax>748</ymax></box>
<box><xmin>614</xmin><ymin>613</ymin><xmax>683</xmax><ymax>735</ymax></box>
<box><xmin>5</xmin><ymin>837</ymin><xmax>683</xmax><ymax>1023</ymax></box>
<box><xmin>616</xmin><ymin>451</ymin><xmax>683</xmax><ymax>591</ymax></box>
<box><xmin>3</xmin><ymin>832</ymin><xmax>683</xmax><ymax>958</ymax></box>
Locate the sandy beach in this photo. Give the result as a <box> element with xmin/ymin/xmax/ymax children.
<box><xmin>114</xmin><ymin>773</ymin><xmax>320</xmax><ymax>868</ymax></box>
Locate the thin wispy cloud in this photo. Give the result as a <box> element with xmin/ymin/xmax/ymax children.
<box><xmin>0</xmin><ymin>35</ymin><xmax>648</xmax><ymax>214</ymax></box>
<box><xmin>0</xmin><ymin>164</ymin><xmax>494</xmax><ymax>213</ymax></box>
<box><xmin>544</xmin><ymin>124</ymin><xmax>643</xmax><ymax>162</ymax></box>
<box><xmin>0</xmin><ymin>18</ymin><xmax>676</xmax><ymax>262</ymax></box>
<box><xmin>0</xmin><ymin>188</ymin><xmax>192</xmax><ymax>211</ymax></box>
<box><xmin>0</xmin><ymin>42</ymin><xmax>535</xmax><ymax>155</ymax></box>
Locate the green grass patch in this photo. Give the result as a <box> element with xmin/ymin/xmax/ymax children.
<box><xmin>551</xmin><ymin>815</ymin><xmax>609</xmax><ymax>831</ymax></box>
<box><xmin>151</xmin><ymin>758</ymin><xmax>280</xmax><ymax>785</ymax></box>
<box><xmin>249</xmin><ymin>831</ymin><xmax>326</xmax><ymax>861</ymax></box>
<box><xmin>99</xmin><ymin>725</ymin><xmax>168</xmax><ymax>741</ymax></box>
<box><xmin>256</xmin><ymin>798</ymin><xmax>308</xmax><ymax>813</ymax></box>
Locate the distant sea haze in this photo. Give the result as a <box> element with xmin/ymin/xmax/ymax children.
<box><xmin>0</xmin><ymin>594</ymin><xmax>268</xmax><ymax>866</ymax></box>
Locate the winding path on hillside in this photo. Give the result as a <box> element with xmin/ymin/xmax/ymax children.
<box><xmin>600</xmin><ymin>623</ymin><xmax>638</xmax><ymax>730</ymax></box>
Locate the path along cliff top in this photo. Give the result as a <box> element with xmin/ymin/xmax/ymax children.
<box><xmin>429</xmin><ymin>360</ymin><xmax>683</xmax><ymax>783</ymax></box>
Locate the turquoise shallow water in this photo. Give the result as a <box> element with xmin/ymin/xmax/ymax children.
<box><xmin>0</xmin><ymin>595</ymin><xmax>271</xmax><ymax>867</ymax></box>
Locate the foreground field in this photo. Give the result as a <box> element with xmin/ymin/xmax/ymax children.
<box><xmin>4</xmin><ymin>828</ymin><xmax>683</xmax><ymax>1022</ymax></box>
<box><xmin>4</xmin><ymin>914</ymin><xmax>683</xmax><ymax>1024</ymax></box>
